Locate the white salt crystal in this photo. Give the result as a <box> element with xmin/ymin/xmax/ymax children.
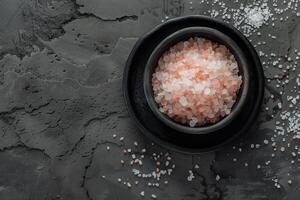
<box><xmin>204</xmin><ymin>88</ymin><xmax>211</xmax><ymax>95</ymax></box>
<box><xmin>179</xmin><ymin>96</ymin><xmax>188</xmax><ymax>107</ymax></box>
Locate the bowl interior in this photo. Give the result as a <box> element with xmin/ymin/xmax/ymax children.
<box><xmin>143</xmin><ymin>27</ymin><xmax>250</xmax><ymax>134</ymax></box>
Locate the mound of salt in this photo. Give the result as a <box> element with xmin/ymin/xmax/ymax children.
<box><xmin>152</xmin><ymin>37</ymin><xmax>242</xmax><ymax>127</ymax></box>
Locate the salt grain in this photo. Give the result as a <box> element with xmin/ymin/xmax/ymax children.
<box><xmin>257</xmin><ymin>165</ymin><xmax>261</xmax><ymax>169</ymax></box>
<box><xmin>264</xmin><ymin>140</ymin><xmax>269</xmax><ymax>145</ymax></box>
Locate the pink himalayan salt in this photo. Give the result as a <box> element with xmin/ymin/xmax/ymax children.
<box><xmin>152</xmin><ymin>37</ymin><xmax>242</xmax><ymax>127</ymax></box>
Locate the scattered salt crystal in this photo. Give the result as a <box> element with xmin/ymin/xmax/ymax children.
<box><xmin>291</xmin><ymin>160</ymin><xmax>295</xmax><ymax>164</ymax></box>
<box><xmin>244</xmin><ymin>5</ymin><xmax>272</xmax><ymax>29</ymax></box>
<box><xmin>264</xmin><ymin>140</ymin><xmax>269</xmax><ymax>145</ymax></box>
<box><xmin>165</xmin><ymin>161</ymin><xmax>170</xmax><ymax>166</ymax></box>
<box><xmin>271</xmin><ymin>153</ymin><xmax>275</xmax><ymax>157</ymax></box>
<box><xmin>257</xmin><ymin>165</ymin><xmax>261</xmax><ymax>169</ymax></box>
<box><xmin>187</xmin><ymin>170</ymin><xmax>195</xmax><ymax>181</ymax></box>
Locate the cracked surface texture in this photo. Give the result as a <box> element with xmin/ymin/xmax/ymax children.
<box><xmin>0</xmin><ymin>0</ymin><xmax>300</xmax><ymax>200</ymax></box>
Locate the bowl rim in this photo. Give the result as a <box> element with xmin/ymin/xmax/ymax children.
<box><xmin>143</xmin><ymin>26</ymin><xmax>250</xmax><ymax>134</ymax></box>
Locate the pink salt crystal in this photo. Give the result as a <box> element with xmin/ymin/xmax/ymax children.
<box><xmin>152</xmin><ymin>37</ymin><xmax>242</xmax><ymax>127</ymax></box>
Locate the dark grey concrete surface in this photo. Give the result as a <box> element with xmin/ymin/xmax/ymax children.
<box><xmin>0</xmin><ymin>0</ymin><xmax>300</xmax><ymax>200</ymax></box>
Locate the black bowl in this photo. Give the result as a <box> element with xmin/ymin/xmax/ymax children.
<box><xmin>143</xmin><ymin>27</ymin><xmax>250</xmax><ymax>134</ymax></box>
<box><xmin>123</xmin><ymin>15</ymin><xmax>264</xmax><ymax>153</ymax></box>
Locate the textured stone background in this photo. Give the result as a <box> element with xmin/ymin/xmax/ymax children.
<box><xmin>0</xmin><ymin>0</ymin><xmax>299</xmax><ymax>200</ymax></box>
